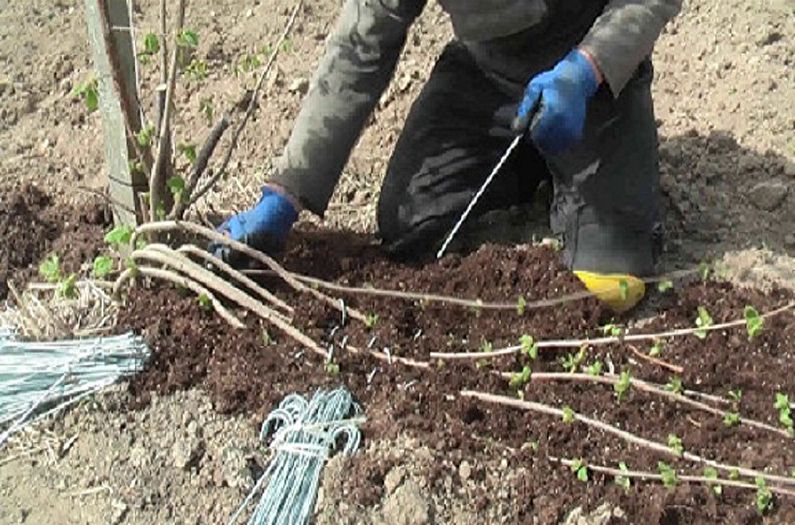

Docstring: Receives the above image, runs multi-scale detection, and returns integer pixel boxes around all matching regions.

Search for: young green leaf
[72,78,99,112]
[58,273,78,299]
[509,365,532,389]
[325,361,340,376]
[585,360,603,376]
[570,459,588,482]
[167,176,187,202]
[615,462,631,491]
[665,376,683,395]
[519,335,538,359]
[723,411,740,428]
[694,306,713,339]
[602,323,624,338]
[562,405,575,424]
[657,279,674,293]
[614,370,632,402]
[667,434,684,456]
[178,143,198,164]
[649,340,663,357]
[480,339,493,353]
[197,292,212,311]
[136,123,156,148]
[364,313,379,329]
[744,305,764,340]
[561,346,586,373]
[142,33,160,55]
[728,469,740,480]
[698,261,711,281]
[92,255,114,278]
[728,389,743,403]
[516,295,526,315]
[703,467,722,496]
[177,29,199,48]
[39,254,61,283]
[185,58,208,81]
[105,224,135,247]
[756,477,773,514]
[658,462,678,488]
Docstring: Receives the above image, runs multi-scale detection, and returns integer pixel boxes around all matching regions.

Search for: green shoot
[138,33,160,64]
[658,462,678,488]
[261,329,272,346]
[364,313,379,329]
[185,59,208,81]
[178,143,197,164]
[519,335,538,359]
[480,339,493,354]
[703,467,722,496]
[585,360,603,376]
[649,340,663,357]
[197,293,212,311]
[516,295,527,315]
[509,365,532,389]
[615,462,631,491]
[756,477,773,514]
[325,361,340,377]
[698,261,711,281]
[136,123,156,148]
[694,306,713,339]
[561,346,586,373]
[167,176,187,203]
[177,29,199,48]
[723,411,740,428]
[744,305,764,340]
[570,459,588,482]
[71,77,99,112]
[665,376,683,395]
[562,405,575,424]
[92,255,114,278]
[614,370,632,402]
[280,38,294,53]
[775,393,794,435]
[57,273,78,299]
[667,434,684,456]
[729,469,740,480]
[657,279,674,293]
[728,389,743,403]
[105,224,135,247]
[39,254,61,283]
[601,323,624,338]
[199,97,214,125]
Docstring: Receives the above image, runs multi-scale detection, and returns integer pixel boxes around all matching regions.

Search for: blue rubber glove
[212,186,298,265]
[512,49,600,155]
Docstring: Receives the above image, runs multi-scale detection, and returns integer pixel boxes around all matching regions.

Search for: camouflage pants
[376,41,662,276]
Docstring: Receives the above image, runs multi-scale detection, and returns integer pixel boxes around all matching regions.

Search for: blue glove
[512,49,600,155]
[212,186,298,264]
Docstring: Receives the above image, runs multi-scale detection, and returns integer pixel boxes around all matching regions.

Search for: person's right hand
[211,186,298,266]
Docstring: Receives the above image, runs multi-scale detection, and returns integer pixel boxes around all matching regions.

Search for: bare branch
[189,1,303,206]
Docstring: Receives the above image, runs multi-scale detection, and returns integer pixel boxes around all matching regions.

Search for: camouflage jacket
[269,0,682,216]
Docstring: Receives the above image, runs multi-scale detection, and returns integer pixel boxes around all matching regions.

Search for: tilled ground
[116,226,795,524]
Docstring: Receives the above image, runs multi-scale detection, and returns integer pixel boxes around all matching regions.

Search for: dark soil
[117,226,795,525]
[0,184,109,300]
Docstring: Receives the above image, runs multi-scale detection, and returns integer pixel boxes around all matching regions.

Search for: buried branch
[550,457,795,499]
[461,390,795,488]
[430,302,795,361]
[498,371,789,439]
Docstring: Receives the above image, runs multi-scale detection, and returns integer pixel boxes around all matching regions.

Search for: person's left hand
[512,49,601,155]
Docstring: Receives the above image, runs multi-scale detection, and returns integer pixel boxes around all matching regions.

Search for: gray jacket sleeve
[270,0,426,216]
[579,0,682,96]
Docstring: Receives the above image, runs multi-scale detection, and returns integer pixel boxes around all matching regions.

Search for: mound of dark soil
[118,227,795,524]
[0,184,109,300]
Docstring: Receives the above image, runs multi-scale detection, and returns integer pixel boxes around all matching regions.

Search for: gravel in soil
[117,226,795,524]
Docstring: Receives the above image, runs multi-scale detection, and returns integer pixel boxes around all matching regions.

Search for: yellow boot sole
[574,271,645,313]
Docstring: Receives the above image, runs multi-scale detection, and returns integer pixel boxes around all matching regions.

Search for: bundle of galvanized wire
[228,388,364,525]
[0,327,149,447]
